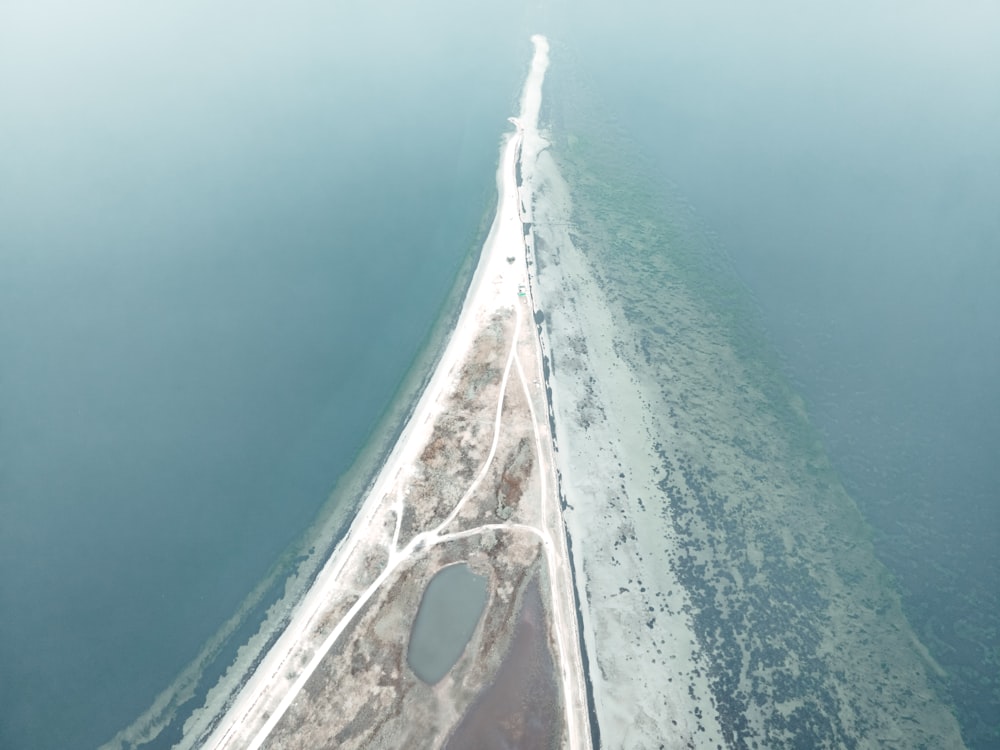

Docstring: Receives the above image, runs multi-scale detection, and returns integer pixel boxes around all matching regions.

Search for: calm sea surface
[0,2,531,747]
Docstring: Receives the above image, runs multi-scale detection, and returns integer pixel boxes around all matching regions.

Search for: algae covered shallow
[543,6,1000,745]
[525,38,973,745]
[0,3,534,748]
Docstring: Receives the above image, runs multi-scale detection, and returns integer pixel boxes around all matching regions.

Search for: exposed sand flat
[183,35,591,750]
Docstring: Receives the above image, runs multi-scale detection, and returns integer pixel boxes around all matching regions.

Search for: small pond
[407,562,490,684]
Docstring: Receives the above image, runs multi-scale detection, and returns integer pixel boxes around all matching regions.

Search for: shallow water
[537,3,999,744]
[531,114,967,747]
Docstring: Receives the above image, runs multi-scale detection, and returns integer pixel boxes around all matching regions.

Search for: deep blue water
[0,2,531,747]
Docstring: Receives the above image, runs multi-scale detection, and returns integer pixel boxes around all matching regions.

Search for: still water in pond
[407,563,489,684]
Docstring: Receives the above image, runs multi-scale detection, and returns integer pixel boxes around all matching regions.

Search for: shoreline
[98,107,505,750]
[103,185,498,750]
[201,130,523,750]
[193,34,591,750]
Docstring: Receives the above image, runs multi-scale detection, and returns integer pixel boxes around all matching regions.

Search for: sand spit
[184,36,591,750]
[525,121,966,747]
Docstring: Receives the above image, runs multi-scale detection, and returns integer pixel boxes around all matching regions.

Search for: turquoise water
[546,2,999,745]
[0,2,531,747]
[407,563,490,684]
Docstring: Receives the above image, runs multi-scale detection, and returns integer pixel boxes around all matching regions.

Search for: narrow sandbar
[190,35,591,750]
